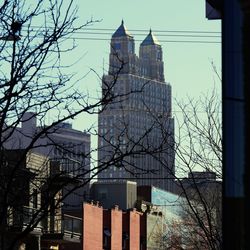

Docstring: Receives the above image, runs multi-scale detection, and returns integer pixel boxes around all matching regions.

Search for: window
[32,189,38,209]
[128,41,134,53]
[114,43,121,51]
[103,228,111,249]
[7,206,13,226]
[122,233,129,249]
[157,50,161,60]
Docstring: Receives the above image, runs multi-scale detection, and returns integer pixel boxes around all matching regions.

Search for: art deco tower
[98,21,175,191]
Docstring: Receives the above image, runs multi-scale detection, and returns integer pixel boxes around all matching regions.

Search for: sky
[62,0,221,150]
[0,0,221,170]
[0,0,221,176]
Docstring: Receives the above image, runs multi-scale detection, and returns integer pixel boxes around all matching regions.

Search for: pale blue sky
[68,0,221,135]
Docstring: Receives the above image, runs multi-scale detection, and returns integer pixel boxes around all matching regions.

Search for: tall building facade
[98,21,175,191]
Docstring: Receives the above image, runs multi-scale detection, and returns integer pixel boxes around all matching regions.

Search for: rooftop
[141,29,160,46]
[112,20,132,38]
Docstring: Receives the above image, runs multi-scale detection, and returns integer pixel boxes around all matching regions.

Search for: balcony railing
[50,158,84,183]
[7,206,43,232]
[44,213,82,238]
[63,214,82,236]
[23,206,41,226]
[8,206,82,238]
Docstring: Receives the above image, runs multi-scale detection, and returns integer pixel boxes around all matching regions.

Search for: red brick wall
[82,204,142,250]
[111,207,122,250]
[83,203,103,250]
[129,210,140,250]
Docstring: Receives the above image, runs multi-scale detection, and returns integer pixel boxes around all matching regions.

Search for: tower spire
[141,29,160,46]
[112,19,132,38]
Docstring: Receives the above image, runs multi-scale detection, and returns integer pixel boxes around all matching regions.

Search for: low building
[90,180,137,210]
[82,203,103,250]
[82,202,142,250]
[0,150,49,250]
[41,213,82,250]
[180,170,222,245]
[0,149,82,250]
[136,200,164,250]
[103,207,123,250]
[137,185,184,222]
[4,112,91,213]
[89,182,200,249]
[137,186,188,249]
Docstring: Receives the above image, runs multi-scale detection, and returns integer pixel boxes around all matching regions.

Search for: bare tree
[0,1,221,249]
[156,88,222,250]
[0,1,176,249]
[0,0,125,249]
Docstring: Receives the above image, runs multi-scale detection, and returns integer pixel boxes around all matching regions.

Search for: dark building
[90,181,137,210]
[0,149,82,250]
[98,21,175,191]
[4,112,91,213]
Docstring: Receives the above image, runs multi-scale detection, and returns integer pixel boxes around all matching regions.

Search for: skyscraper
[98,21,175,191]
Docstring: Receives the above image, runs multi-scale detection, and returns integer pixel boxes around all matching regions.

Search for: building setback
[98,21,175,191]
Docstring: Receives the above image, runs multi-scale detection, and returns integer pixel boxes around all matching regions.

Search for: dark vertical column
[240,1,250,248]
[222,0,245,249]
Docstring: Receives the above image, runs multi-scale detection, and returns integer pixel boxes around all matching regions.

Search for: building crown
[112,20,132,38]
[141,29,160,46]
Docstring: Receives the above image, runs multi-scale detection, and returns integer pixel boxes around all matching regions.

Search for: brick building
[83,203,103,250]
[82,203,142,250]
